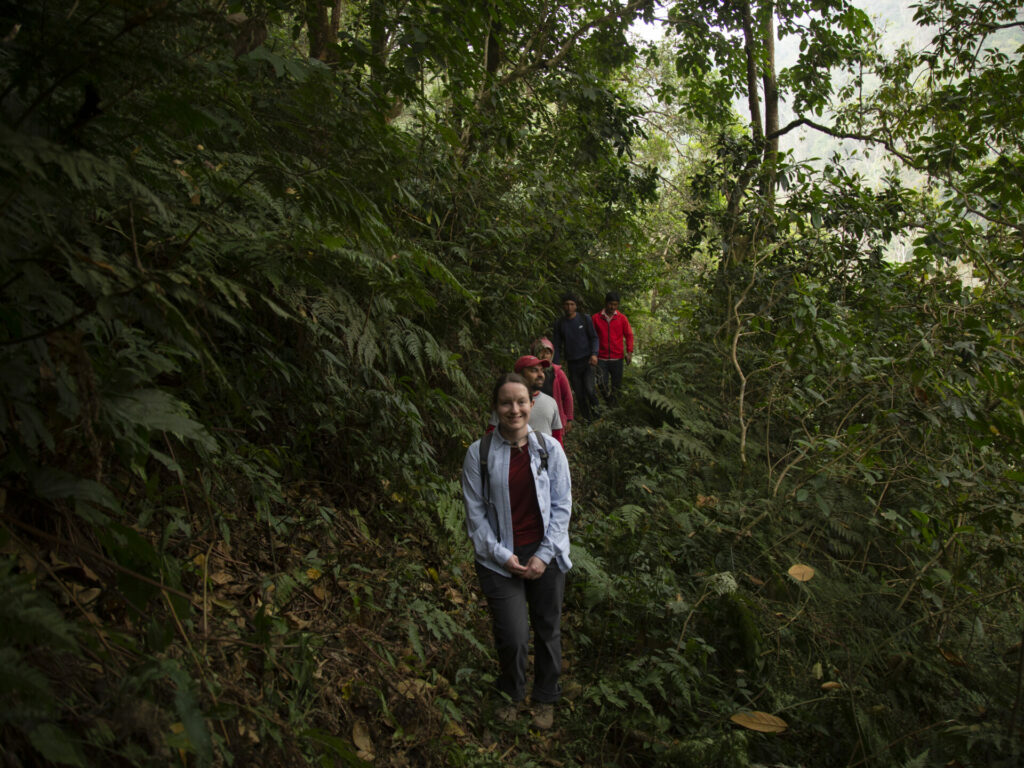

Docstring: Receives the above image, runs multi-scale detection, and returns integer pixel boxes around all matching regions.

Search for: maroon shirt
[508,444,544,546]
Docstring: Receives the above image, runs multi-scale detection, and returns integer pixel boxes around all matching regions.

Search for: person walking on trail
[592,291,634,406]
[488,355,564,445]
[530,337,574,435]
[462,373,572,730]
[551,292,599,421]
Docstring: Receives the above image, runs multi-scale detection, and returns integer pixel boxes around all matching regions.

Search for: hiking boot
[532,703,554,730]
[495,701,522,724]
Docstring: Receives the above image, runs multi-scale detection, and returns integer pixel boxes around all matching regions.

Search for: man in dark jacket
[551,292,599,421]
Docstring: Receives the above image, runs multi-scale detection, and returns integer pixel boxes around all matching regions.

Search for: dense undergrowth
[3,0,1024,766]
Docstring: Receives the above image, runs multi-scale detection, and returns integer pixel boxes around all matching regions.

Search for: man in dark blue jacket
[552,292,599,421]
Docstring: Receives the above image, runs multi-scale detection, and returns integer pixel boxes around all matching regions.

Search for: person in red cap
[530,337,574,434]
[489,355,564,444]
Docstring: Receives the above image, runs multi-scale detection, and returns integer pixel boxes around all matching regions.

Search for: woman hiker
[530,336,575,435]
[461,372,572,729]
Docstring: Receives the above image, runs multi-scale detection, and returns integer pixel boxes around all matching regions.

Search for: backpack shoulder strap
[479,431,493,501]
[530,430,549,472]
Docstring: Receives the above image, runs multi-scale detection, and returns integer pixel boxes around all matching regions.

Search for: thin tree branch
[765,116,915,164]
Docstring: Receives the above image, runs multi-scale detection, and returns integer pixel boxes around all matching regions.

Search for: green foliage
[548,3,1024,765]
[0,0,655,764]
[1,0,1022,765]
[0,558,85,766]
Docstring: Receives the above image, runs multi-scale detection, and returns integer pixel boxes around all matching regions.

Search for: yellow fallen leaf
[729,710,788,733]
[444,720,466,738]
[787,564,815,582]
[306,568,322,582]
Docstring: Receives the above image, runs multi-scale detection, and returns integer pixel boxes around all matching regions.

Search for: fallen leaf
[729,710,788,733]
[306,568,322,582]
[444,720,466,738]
[79,560,100,582]
[787,564,815,582]
[396,679,433,699]
[210,571,233,585]
[353,720,374,761]
[746,573,765,586]
[939,648,966,666]
[74,586,102,605]
[821,681,842,691]
[49,551,71,567]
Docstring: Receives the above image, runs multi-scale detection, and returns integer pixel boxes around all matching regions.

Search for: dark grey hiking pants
[476,543,565,704]
[566,357,598,420]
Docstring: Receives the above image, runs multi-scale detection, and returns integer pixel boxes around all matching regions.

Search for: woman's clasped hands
[505,554,548,579]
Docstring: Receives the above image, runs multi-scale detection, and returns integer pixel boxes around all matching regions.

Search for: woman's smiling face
[495,382,532,437]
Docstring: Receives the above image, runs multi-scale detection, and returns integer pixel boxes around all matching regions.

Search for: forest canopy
[1,0,1023,766]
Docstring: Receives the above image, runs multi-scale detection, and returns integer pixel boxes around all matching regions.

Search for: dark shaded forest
[1,1,1022,766]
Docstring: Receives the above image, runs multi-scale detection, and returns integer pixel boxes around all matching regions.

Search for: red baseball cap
[514,355,551,373]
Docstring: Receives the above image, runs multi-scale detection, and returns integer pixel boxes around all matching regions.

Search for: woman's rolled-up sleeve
[532,438,572,570]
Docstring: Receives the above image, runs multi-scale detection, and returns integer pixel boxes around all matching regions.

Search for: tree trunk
[306,0,343,64]
[761,2,779,201]
[739,0,763,148]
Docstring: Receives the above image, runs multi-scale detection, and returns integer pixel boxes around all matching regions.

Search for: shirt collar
[495,426,535,446]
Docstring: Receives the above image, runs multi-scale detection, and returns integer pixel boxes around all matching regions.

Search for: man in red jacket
[592,291,633,406]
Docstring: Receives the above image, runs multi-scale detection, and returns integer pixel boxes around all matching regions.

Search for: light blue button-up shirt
[461,428,573,577]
